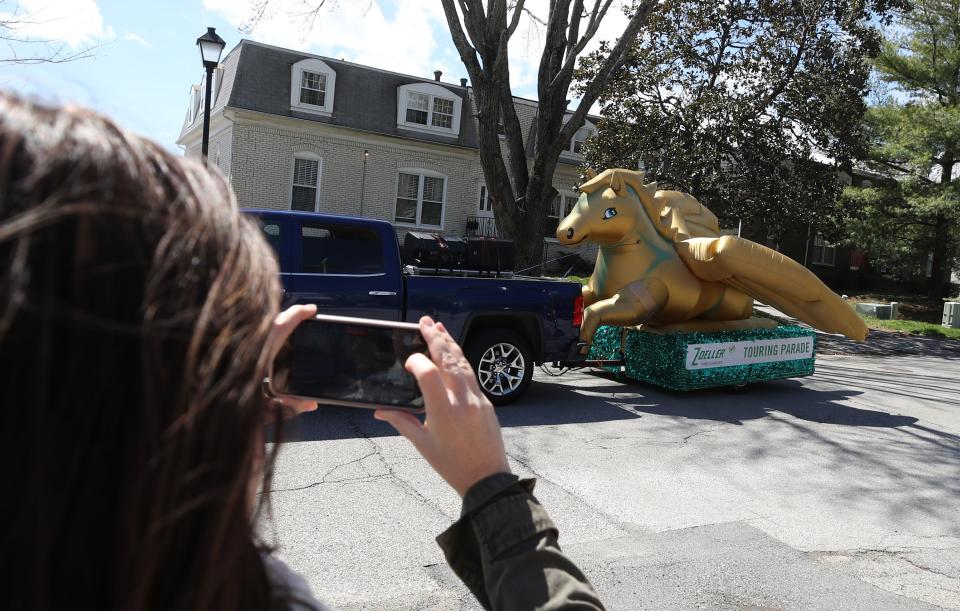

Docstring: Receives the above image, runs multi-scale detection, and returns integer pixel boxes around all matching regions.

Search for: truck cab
[248,209,585,404]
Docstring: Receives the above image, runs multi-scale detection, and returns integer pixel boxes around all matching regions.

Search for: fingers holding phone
[267,314,428,411]
[268,304,319,417]
[376,317,510,498]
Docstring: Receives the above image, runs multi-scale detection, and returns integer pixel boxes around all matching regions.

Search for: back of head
[0,93,282,610]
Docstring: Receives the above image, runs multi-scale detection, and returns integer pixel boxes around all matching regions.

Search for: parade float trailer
[555,168,865,391]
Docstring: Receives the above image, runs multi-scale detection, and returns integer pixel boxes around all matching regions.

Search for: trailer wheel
[466,330,533,405]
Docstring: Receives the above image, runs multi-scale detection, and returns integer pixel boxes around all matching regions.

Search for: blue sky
[1,0,627,152]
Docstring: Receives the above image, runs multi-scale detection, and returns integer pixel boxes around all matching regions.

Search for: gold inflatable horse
[556,168,868,346]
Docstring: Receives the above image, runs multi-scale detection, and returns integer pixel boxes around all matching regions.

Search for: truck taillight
[572,294,583,327]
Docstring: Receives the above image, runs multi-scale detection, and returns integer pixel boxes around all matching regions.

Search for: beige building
[177,39,597,265]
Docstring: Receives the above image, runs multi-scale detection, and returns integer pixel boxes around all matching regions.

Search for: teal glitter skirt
[587,325,817,391]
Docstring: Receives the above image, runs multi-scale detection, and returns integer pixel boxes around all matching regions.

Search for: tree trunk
[435,0,657,274]
[928,212,951,299]
[930,156,954,299]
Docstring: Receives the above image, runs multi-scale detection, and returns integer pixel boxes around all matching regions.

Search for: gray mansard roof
[180,39,601,160]
[214,40,479,148]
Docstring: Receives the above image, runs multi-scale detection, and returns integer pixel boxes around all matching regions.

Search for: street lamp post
[196,27,226,160]
[359,150,369,215]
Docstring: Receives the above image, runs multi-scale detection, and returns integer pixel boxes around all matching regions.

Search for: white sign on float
[685,337,814,370]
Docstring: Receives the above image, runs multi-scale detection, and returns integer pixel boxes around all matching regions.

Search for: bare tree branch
[0,1,100,65]
[558,0,657,149]
[506,0,527,36]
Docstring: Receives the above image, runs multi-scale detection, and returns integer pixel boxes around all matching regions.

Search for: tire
[465,329,534,405]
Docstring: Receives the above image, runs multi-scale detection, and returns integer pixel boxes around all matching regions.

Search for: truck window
[300,223,384,275]
[261,222,281,256]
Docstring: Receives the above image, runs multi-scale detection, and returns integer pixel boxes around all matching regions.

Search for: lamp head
[196,27,226,68]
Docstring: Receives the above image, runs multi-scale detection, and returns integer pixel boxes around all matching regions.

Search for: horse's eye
[603,207,618,220]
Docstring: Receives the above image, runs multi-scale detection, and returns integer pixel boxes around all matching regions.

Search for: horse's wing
[676,236,868,341]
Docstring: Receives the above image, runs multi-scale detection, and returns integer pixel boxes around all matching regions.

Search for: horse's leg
[582,282,598,308]
[695,282,753,320]
[580,278,668,346]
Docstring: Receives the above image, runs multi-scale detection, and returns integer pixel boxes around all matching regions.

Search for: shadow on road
[817,328,960,358]
[607,376,920,428]
[283,374,643,442]
[281,365,946,442]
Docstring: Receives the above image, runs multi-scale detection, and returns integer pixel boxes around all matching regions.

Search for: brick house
[771,168,888,292]
[176,40,596,268]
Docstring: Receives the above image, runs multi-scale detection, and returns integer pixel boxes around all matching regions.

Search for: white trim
[177,108,230,147]
[394,167,447,229]
[290,58,336,116]
[477,182,493,218]
[811,233,836,267]
[211,67,220,106]
[188,82,204,125]
[396,82,462,136]
[559,117,597,158]
[289,152,323,213]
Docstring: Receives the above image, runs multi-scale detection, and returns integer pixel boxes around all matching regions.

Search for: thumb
[374,409,430,451]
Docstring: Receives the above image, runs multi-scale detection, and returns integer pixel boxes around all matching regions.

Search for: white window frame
[477,183,493,216]
[290,58,336,116]
[811,233,836,267]
[548,192,578,220]
[211,66,223,107]
[396,83,462,136]
[187,85,199,125]
[547,191,579,238]
[394,168,447,229]
[289,153,323,213]
[561,117,597,158]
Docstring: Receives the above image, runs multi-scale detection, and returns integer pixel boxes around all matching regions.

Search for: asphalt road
[262,353,960,610]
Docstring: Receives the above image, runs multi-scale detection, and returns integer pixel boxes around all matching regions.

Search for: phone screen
[277,318,427,408]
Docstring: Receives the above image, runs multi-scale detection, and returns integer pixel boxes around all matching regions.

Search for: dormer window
[405,92,430,124]
[397,83,462,135]
[187,85,200,124]
[572,127,590,154]
[404,91,455,128]
[300,71,326,106]
[563,118,597,156]
[431,97,454,128]
[290,58,336,116]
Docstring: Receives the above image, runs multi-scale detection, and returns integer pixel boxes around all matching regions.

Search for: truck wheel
[466,330,533,405]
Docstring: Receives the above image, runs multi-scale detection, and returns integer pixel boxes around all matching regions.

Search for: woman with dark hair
[1,93,603,610]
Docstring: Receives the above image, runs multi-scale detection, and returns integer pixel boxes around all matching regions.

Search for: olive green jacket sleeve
[436,473,605,611]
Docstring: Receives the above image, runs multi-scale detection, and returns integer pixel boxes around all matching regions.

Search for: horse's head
[556,168,656,246]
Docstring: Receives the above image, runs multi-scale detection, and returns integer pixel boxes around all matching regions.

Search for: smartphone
[267,314,428,411]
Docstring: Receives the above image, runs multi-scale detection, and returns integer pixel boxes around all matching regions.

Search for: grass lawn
[844,292,948,323]
[861,316,960,339]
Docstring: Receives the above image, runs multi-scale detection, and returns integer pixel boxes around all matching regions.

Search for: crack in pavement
[269,450,380,493]
[537,422,722,449]
[343,410,456,521]
[267,414,454,521]
[681,427,720,443]
[813,548,960,581]
[506,440,628,532]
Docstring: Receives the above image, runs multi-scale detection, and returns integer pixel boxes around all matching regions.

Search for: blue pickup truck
[246,209,585,404]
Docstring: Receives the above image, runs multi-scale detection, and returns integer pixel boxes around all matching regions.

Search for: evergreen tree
[846,0,960,297]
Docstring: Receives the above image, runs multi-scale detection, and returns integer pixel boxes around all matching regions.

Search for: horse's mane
[579,168,720,242]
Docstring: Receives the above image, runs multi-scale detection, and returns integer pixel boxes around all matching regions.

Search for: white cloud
[204,0,631,103]
[123,31,151,48]
[205,0,451,80]
[0,0,112,48]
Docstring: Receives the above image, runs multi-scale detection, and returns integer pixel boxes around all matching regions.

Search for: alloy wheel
[477,342,526,396]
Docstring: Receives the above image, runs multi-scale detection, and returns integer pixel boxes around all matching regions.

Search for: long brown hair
[0,93,286,610]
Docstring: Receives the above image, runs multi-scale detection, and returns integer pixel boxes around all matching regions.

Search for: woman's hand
[266,303,319,418]
[375,316,510,497]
